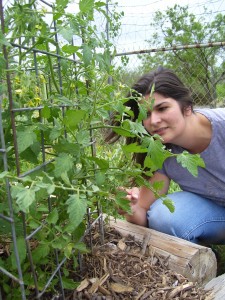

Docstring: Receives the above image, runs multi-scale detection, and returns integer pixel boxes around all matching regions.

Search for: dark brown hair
[125,66,193,119]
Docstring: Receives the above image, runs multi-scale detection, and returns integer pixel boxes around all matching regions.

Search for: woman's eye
[158,107,167,112]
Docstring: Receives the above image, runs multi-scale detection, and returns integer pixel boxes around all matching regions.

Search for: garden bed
[69,225,213,300]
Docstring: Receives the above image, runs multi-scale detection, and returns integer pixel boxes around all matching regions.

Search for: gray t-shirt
[158,108,225,207]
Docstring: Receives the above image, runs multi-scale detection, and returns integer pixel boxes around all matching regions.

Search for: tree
[138,5,225,106]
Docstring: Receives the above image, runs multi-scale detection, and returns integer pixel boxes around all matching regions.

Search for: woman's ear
[184,106,192,116]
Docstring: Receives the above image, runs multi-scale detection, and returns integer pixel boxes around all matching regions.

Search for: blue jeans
[147,191,225,245]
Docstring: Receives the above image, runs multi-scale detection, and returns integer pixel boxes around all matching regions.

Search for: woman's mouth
[152,127,168,135]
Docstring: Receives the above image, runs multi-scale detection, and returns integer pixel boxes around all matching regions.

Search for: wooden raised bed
[108,217,217,286]
[204,274,225,300]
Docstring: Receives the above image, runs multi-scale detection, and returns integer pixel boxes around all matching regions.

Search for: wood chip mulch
[69,226,214,300]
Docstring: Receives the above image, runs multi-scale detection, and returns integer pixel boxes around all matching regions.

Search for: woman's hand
[117,187,140,216]
[117,186,148,227]
[116,172,170,227]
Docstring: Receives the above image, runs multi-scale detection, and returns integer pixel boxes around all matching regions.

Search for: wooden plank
[108,217,217,285]
[204,274,225,300]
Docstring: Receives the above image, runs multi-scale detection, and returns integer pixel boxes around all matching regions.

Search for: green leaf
[0,31,11,47]
[95,1,106,8]
[47,208,59,224]
[11,237,26,270]
[49,121,62,141]
[0,171,9,179]
[28,219,40,229]
[61,171,71,186]
[41,172,55,186]
[58,27,74,42]
[62,277,79,290]
[76,130,90,146]
[36,181,55,195]
[143,136,172,169]
[143,156,154,170]
[66,194,87,229]
[56,0,69,9]
[62,45,80,54]
[115,191,132,214]
[11,186,37,213]
[176,151,205,177]
[162,198,175,213]
[95,171,105,186]
[87,156,109,169]
[63,109,86,130]
[91,184,99,192]
[52,236,68,249]
[17,128,37,153]
[113,127,135,137]
[54,153,74,177]
[73,242,89,253]
[82,44,92,67]
[122,143,147,153]
[36,204,49,212]
[35,188,49,202]
[79,0,94,13]
[64,243,74,258]
[63,219,86,235]
[42,106,51,119]
[55,96,74,106]
[0,56,6,75]
[20,142,41,164]
[32,243,50,263]
[53,138,80,156]
[152,180,165,192]
[137,103,147,122]
[128,120,148,136]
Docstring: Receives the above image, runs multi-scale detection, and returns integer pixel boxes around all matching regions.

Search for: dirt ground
[68,226,213,300]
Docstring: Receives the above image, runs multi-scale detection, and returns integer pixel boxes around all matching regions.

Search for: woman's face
[142,92,191,144]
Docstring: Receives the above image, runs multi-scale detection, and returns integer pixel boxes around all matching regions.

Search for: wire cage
[0,0,107,298]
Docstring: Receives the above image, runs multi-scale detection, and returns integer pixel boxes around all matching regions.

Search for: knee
[147,191,204,238]
[147,191,225,245]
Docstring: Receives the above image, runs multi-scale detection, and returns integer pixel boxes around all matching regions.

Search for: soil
[67,226,213,300]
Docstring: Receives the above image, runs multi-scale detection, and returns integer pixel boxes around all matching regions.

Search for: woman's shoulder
[194,107,225,122]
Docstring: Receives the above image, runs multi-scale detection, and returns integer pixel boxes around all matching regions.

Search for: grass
[212,245,225,276]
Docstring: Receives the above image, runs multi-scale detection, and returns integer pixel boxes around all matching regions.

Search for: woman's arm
[124,172,170,226]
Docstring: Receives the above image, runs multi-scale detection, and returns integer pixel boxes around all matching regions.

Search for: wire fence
[113,41,225,108]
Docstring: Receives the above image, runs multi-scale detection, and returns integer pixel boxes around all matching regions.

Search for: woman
[108,67,225,245]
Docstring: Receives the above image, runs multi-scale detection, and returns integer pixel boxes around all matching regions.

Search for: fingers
[126,187,139,204]
[116,187,140,216]
[117,208,127,216]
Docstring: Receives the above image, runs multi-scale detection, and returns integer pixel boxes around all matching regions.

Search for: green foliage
[66,194,87,230]
[162,198,175,213]
[212,245,225,275]
[176,151,205,177]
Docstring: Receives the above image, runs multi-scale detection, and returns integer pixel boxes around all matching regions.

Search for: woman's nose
[150,112,161,125]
